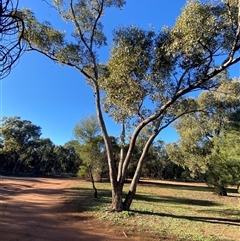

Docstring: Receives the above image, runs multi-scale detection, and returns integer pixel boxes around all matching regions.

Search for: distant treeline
[0,116,186,180]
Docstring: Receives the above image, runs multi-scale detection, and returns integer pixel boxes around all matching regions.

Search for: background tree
[63,140,82,174]
[206,111,240,194]
[19,0,240,211]
[0,116,41,174]
[0,116,81,175]
[166,79,240,194]
[77,136,105,181]
[142,140,185,180]
[0,0,25,79]
[28,141,81,175]
[30,137,55,174]
[74,114,104,197]
[74,115,101,145]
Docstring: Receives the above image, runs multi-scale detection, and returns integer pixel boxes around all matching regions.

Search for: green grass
[65,180,240,241]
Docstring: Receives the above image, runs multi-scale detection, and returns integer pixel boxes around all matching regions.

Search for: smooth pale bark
[123,132,158,210]
[117,120,126,182]
[93,84,123,209]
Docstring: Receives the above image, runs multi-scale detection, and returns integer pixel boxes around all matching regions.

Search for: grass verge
[65,180,240,241]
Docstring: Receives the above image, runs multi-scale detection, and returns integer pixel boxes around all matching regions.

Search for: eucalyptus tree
[19,0,240,210]
[102,1,240,208]
[166,79,240,194]
[0,116,42,174]
[0,0,25,78]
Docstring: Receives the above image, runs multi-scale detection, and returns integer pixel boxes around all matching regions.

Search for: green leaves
[74,114,100,144]
[73,115,106,181]
[101,26,155,121]
[20,8,89,66]
[20,0,240,127]
[19,1,126,72]
[1,116,42,147]
[167,78,240,180]
[18,9,65,53]
[171,0,238,60]
[207,120,240,191]
[54,0,124,49]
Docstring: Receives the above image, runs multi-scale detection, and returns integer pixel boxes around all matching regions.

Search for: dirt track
[0,177,137,241]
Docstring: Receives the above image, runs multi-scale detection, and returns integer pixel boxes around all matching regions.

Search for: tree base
[214,185,227,196]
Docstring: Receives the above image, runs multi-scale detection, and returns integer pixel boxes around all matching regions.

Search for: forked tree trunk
[123,133,158,210]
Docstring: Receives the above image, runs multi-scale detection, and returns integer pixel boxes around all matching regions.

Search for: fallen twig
[123,231,128,238]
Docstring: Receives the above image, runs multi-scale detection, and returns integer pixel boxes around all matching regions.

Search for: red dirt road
[0,177,138,241]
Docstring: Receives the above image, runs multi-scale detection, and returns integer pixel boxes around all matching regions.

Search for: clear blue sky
[1,0,239,145]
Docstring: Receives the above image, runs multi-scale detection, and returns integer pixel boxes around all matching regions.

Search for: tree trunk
[94,84,122,210]
[123,190,135,211]
[123,132,158,210]
[157,166,163,179]
[12,153,20,174]
[123,158,142,210]
[117,120,126,181]
[111,183,123,211]
[214,185,227,196]
[12,161,19,174]
[89,166,98,198]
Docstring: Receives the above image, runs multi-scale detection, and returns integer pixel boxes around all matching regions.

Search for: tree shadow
[0,175,49,183]
[134,193,221,206]
[137,180,238,194]
[64,187,112,212]
[67,182,225,213]
[130,209,240,227]
[199,208,240,217]
[0,181,72,198]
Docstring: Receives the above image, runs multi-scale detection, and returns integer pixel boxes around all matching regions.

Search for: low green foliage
[68,181,240,241]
